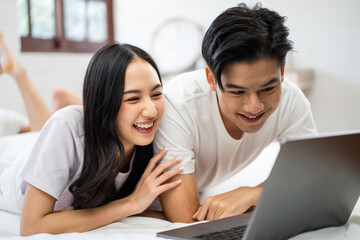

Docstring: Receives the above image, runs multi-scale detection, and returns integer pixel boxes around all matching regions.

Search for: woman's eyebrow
[123,84,162,95]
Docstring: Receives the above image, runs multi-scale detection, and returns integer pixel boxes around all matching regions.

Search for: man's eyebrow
[224,83,246,90]
[261,78,280,87]
[224,77,280,89]
[123,84,162,95]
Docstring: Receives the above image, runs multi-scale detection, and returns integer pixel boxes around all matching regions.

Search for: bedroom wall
[1,0,360,132]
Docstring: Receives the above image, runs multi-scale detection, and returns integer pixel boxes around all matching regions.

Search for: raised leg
[0,33,51,131]
[52,86,83,112]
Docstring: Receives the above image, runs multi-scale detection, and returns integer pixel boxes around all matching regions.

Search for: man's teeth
[134,122,154,129]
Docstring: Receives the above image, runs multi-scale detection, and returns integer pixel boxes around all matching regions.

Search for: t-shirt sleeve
[19,115,78,200]
[153,96,196,174]
[277,82,318,141]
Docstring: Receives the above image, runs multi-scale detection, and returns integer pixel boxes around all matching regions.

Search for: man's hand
[192,186,263,221]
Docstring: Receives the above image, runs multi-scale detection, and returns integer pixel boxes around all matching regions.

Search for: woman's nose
[142,98,157,118]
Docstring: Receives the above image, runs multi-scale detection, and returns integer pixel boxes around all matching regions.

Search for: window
[17,0,114,53]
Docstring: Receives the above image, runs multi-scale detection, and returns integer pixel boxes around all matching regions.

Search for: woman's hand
[128,148,183,214]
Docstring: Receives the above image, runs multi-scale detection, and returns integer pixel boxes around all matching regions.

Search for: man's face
[206,58,284,139]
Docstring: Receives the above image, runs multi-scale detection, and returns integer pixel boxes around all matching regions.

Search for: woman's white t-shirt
[0,105,134,214]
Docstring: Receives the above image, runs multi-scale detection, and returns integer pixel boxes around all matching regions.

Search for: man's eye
[262,87,275,92]
[230,91,245,95]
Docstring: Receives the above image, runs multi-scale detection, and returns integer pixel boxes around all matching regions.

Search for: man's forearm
[160,173,199,223]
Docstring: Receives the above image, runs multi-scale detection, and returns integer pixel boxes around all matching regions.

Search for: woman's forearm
[21,197,136,236]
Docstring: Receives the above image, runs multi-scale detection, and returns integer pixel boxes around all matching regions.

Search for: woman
[0,39,183,235]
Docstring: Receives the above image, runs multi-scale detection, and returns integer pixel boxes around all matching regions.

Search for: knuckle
[205,197,213,204]
[158,162,167,168]
[161,171,171,179]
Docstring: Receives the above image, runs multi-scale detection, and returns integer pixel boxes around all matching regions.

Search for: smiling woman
[115,58,164,156]
[0,42,183,236]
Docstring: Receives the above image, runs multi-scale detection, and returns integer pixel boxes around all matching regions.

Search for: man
[154,3,317,223]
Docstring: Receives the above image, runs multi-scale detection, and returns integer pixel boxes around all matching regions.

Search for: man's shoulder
[275,80,309,113]
[164,69,210,104]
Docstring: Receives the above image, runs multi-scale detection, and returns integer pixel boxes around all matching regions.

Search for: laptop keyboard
[194,225,247,239]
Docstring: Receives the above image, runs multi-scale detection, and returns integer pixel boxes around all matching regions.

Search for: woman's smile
[133,121,155,134]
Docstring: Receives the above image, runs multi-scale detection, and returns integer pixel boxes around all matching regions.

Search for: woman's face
[115,58,164,154]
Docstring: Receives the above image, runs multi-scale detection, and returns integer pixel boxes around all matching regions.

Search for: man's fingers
[206,206,216,221]
[195,204,209,221]
[192,209,199,219]
[213,206,226,220]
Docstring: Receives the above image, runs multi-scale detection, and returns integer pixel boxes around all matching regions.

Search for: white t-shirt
[154,69,317,193]
[0,105,134,213]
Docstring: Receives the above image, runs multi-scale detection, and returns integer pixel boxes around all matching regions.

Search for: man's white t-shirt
[154,69,317,193]
[0,105,134,214]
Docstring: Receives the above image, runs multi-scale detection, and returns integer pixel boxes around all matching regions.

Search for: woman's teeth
[133,122,154,129]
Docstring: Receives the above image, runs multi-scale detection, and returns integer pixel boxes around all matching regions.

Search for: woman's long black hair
[69,42,162,209]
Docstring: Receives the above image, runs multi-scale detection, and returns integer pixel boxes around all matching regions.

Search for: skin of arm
[160,173,200,223]
[21,184,137,235]
[193,181,265,221]
[20,149,183,236]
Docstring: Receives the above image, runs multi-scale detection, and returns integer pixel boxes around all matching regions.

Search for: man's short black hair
[202,3,293,90]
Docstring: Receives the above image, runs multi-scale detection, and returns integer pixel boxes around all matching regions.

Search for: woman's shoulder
[52,105,83,120]
[47,105,84,136]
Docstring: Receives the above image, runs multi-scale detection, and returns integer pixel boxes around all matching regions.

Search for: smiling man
[154,3,317,223]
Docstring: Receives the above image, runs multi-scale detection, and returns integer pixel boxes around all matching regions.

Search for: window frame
[20,0,114,53]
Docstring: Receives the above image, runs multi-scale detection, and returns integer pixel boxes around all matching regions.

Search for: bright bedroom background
[1,0,360,133]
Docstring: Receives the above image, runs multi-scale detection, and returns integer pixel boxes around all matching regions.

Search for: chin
[136,137,155,146]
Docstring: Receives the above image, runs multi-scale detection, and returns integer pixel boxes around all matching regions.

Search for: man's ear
[205,66,216,91]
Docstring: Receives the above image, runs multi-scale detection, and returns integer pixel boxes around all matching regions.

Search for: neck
[120,145,135,173]
[124,145,135,160]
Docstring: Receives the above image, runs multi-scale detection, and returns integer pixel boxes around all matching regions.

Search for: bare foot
[52,86,83,112]
[0,33,25,79]
[18,124,31,133]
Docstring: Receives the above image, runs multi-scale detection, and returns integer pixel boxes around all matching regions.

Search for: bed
[0,114,359,239]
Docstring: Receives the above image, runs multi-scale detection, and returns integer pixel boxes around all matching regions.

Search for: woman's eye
[126,97,140,102]
[152,92,163,98]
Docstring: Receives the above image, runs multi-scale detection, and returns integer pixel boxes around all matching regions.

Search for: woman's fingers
[151,157,181,178]
[143,147,168,176]
[155,165,184,185]
[156,179,182,195]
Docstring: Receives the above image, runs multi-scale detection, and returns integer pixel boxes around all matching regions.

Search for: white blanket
[0,108,28,137]
[0,134,359,239]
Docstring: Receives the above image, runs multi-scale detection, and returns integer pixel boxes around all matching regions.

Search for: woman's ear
[205,67,216,91]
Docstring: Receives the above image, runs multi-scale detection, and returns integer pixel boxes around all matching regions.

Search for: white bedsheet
[0,134,359,239]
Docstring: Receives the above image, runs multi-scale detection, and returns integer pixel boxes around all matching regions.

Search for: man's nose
[243,93,264,114]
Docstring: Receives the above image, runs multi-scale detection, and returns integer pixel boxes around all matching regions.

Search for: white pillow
[0,108,29,136]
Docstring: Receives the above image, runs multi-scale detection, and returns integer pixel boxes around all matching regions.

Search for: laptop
[157,131,360,240]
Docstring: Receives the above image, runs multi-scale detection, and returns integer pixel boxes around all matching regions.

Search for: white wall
[1,0,360,132]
